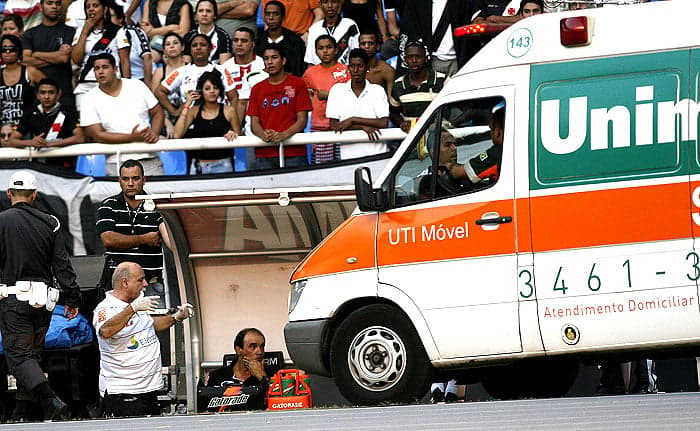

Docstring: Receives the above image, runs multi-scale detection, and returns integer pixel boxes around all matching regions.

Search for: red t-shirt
[302,62,350,131]
[247,74,312,158]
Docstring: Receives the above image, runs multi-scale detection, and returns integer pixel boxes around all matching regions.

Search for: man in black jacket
[256,1,305,77]
[0,171,81,421]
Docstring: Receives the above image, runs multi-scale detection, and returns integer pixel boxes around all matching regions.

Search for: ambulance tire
[330,304,432,406]
[482,358,579,400]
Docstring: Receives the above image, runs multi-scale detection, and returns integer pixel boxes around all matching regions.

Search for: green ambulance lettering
[529,50,695,189]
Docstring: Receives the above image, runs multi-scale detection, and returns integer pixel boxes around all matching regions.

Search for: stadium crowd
[0,0,658,175]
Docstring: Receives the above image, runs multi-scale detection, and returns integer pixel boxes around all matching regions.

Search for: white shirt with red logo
[93,292,163,395]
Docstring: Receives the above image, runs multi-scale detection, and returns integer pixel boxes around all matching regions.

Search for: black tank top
[185,103,232,161]
[0,66,33,125]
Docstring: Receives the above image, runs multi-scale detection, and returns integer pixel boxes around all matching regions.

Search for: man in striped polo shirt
[96,159,168,301]
[389,41,447,133]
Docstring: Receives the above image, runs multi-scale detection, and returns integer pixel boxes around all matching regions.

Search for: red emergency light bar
[454,23,511,38]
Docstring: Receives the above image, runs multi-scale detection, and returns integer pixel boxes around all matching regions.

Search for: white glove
[173,303,194,322]
[130,295,159,313]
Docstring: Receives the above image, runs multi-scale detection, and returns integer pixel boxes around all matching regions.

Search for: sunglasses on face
[0,133,11,138]
[1,46,18,53]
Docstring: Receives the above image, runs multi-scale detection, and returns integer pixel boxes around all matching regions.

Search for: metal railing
[0,128,408,169]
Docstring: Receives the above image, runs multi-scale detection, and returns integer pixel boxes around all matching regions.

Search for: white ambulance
[284,0,700,405]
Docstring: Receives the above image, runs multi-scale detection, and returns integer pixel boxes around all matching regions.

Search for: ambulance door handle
[476,212,512,231]
[476,216,512,225]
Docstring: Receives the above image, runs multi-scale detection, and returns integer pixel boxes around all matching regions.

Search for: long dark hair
[195,70,224,105]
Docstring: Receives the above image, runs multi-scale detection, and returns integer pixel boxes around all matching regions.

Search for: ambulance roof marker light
[560,16,590,47]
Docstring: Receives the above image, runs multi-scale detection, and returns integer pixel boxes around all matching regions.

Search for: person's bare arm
[217,0,257,19]
[277,110,308,140]
[149,104,165,136]
[382,64,394,97]
[250,115,265,140]
[389,105,406,131]
[156,84,180,117]
[386,8,399,39]
[23,44,72,68]
[150,66,164,93]
[119,47,131,78]
[85,123,151,144]
[45,125,85,147]
[100,230,162,250]
[153,315,178,331]
[99,305,137,338]
[142,54,153,84]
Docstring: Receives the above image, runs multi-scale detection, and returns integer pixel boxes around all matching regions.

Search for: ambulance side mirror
[354,167,386,212]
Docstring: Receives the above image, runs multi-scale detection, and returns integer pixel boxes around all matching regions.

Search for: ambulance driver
[446,106,504,185]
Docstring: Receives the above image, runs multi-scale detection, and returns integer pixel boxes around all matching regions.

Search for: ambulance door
[376,89,522,359]
[529,51,698,353]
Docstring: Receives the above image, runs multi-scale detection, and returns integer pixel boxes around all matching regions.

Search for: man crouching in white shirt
[92,261,193,418]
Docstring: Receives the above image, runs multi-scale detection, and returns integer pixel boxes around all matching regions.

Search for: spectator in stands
[71,0,130,110]
[206,327,269,410]
[519,0,544,18]
[304,0,359,66]
[256,1,304,77]
[3,0,40,31]
[471,0,517,25]
[80,53,165,175]
[0,34,45,125]
[184,0,232,65]
[359,30,393,96]
[263,0,322,44]
[157,33,220,120]
[7,78,83,169]
[301,34,348,163]
[221,26,267,134]
[0,123,13,147]
[342,0,385,38]
[93,261,193,418]
[21,0,76,108]
[174,71,240,174]
[214,0,258,37]
[326,47,388,160]
[399,0,472,76]
[1,13,23,36]
[108,3,152,83]
[248,43,311,169]
[151,31,187,138]
[141,0,192,55]
[390,41,446,132]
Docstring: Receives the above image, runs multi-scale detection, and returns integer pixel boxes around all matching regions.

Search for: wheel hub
[347,326,407,392]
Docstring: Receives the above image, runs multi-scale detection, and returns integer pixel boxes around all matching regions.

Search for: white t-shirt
[326,80,389,160]
[220,55,267,135]
[93,292,163,395]
[220,55,267,100]
[71,26,130,87]
[161,63,221,104]
[80,78,158,162]
[304,18,360,66]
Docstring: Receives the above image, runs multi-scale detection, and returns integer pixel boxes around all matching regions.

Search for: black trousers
[102,391,161,418]
[0,296,51,401]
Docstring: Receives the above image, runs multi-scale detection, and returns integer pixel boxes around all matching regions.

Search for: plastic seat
[75,154,106,177]
[386,55,398,70]
[158,151,187,175]
[234,148,248,172]
[256,4,264,32]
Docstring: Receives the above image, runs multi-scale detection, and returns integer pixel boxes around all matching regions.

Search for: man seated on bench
[206,328,270,408]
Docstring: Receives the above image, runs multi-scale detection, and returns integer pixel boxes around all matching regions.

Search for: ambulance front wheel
[330,304,432,406]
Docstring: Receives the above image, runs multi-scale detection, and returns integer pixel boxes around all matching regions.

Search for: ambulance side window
[390,97,505,207]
